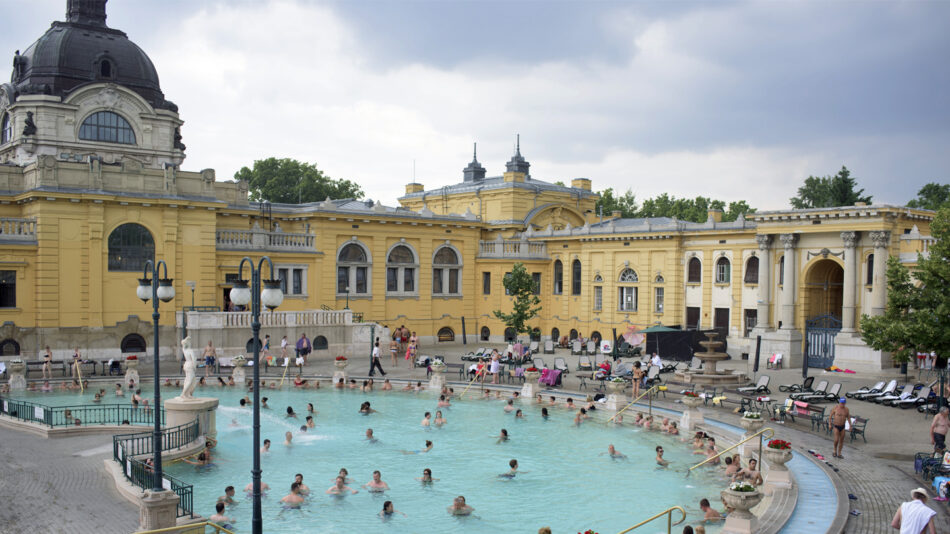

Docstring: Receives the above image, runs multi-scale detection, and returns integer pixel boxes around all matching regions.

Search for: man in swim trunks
[326,476,358,495]
[293,473,310,495]
[281,482,305,507]
[700,498,722,522]
[448,495,474,516]
[499,459,519,478]
[217,485,235,506]
[362,470,390,492]
[202,341,216,378]
[209,502,234,528]
[930,406,949,452]
[829,398,850,458]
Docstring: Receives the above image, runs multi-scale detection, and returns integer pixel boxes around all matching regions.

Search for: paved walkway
[6,342,949,533]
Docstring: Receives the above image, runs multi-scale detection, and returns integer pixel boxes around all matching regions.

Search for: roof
[249,198,480,223]
[399,175,599,202]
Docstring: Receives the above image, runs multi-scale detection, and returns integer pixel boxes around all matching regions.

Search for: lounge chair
[577,355,593,372]
[790,380,827,400]
[799,382,841,403]
[528,341,540,355]
[543,340,555,354]
[853,379,897,401]
[737,375,770,395]
[571,340,582,355]
[844,380,884,398]
[586,341,597,355]
[554,357,569,375]
[686,357,702,372]
[594,353,606,368]
[860,380,899,402]
[780,376,815,393]
[461,348,485,362]
[600,340,612,355]
[875,383,922,405]
[888,386,931,409]
[644,366,662,387]
[533,357,546,369]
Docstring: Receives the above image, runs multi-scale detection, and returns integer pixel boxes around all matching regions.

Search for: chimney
[571,178,591,191]
[707,209,723,223]
[405,183,423,195]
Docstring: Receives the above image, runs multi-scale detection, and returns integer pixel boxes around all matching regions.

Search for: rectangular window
[355,266,367,293]
[593,286,602,310]
[744,309,757,337]
[714,307,730,330]
[686,307,700,329]
[0,270,15,307]
[387,267,399,292]
[433,268,443,294]
[448,269,459,294]
[618,287,637,311]
[292,269,303,295]
[483,272,491,295]
[504,272,512,295]
[571,260,582,295]
[337,267,348,294]
[225,273,241,284]
[278,268,289,294]
[655,287,664,313]
[404,268,414,292]
[532,273,541,295]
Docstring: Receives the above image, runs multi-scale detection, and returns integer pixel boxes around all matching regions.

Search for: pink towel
[794,400,809,415]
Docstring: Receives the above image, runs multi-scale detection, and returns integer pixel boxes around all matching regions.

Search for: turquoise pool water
[10,386,728,533]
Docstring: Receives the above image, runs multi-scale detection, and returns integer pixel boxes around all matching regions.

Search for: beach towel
[794,400,809,415]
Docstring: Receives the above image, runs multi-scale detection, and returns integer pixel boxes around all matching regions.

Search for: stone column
[779,234,798,330]
[869,231,890,317]
[755,235,772,328]
[840,231,858,332]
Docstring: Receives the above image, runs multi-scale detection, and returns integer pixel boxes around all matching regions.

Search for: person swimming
[284,431,293,446]
[359,402,377,414]
[362,470,390,492]
[280,482,305,508]
[379,500,406,519]
[496,429,509,443]
[433,410,447,427]
[416,468,438,484]
[499,459,520,479]
[243,480,270,496]
[541,407,549,419]
[365,428,378,443]
[421,412,431,427]
[448,495,474,516]
[601,444,627,459]
[209,502,234,529]
[326,476,358,495]
[400,440,433,454]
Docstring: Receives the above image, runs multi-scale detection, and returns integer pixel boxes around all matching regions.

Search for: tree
[635,194,754,223]
[234,157,363,204]
[861,206,950,368]
[790,166,872,209]
[493,263,542,336]
[907,182,950,211]
[595,188,638,218]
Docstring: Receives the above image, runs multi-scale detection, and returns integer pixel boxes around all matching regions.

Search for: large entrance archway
[803,259,843,368]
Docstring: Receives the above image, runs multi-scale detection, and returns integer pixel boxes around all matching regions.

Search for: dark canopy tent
[641,325,726,361]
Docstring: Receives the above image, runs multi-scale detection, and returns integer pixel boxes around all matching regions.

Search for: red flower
[525,367,539,372]
[683,391,699,397]
[126,355,138,360]
[335,356,347,361]
[767,439,791,450]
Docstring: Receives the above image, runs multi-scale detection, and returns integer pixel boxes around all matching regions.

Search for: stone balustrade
[178,309,354,329]
[478,239,548,260]
[0,217,37,243]
[215,228,315,253]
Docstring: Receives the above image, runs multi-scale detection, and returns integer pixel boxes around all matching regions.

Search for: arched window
[433,246,461,295]
[99,59,113,78]
[386,244,417,294]
[246,338,263,352]
[530,328,541,342]
[437,327,455,342]
[687,257,702,283]
[0,338,20,356]
[619,268,638,282]
[1,113,11,144]
[551,327,560,342]
[504,327,517,342]
[120,333,146,354]
[594,273,604,283]
[866,254,874,285]
[553,260,563,294]
[480,326,491,341]
[569,329,578,340]
[79,111,135,145]
[313,336,328,350]
[715,257,731,284]
[590,331,602,344]
[337,242,370,295]
[108,223,154,272]
[744,256,759,284]
[654,274,664,283]
[571,259,582,295]
[618,268,638,312]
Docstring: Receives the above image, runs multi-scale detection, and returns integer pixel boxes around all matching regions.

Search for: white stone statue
[180,336,198,399]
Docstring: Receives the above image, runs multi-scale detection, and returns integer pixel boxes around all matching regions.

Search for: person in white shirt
[651,353,662,368]
[369,341,386,376]
[891,487,937,534]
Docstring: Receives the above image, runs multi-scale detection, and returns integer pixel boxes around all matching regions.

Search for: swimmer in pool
[600,444,627,459]
[656,445,669,467]
[286,406,297,418]
[381,379,392,391]
[365,428,378,443]
[293,473,310,495]
[400,440,433,454]
[433,410,446,427]
[541,407,549,419]
[362,470,390,492]
[217,485,236,506]
[182,452,211,468]
[448,495,474,516]
[504,399,515,413]
[496,429,509,443]
[359,402,377,414]
[280,482,305,508]
[260,439,271,453]
[416,468,438,484]
[379,500,406,519]
[209,502,234,529]
[421,412,431,427]
[326,476,358,495]
[243,481,270,494]
[335,468,354,484]
[306,416,315,429]
[284,431,293,446]
[515,409,525,419]
[499,459,520,478]
[437,395,451,408]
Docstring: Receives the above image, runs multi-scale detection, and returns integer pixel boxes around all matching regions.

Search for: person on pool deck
[891,487,937,534]
[448,495,474,516]
[699,498,721,522]
[362,470,390,492]
[401,440,434,454]
[421,412,431,427]
[600,444,626,459]
[930,406,948,453]
[829,398,850,458]
[379,500,406,519]
[416,468,438,484]
[326,476,358,495]
[365,428,378,443]
[244,481,270,494]
[281,482,305,507]
[434,411,447,427]
[217,486,236,506]
[202,341,217,378]
[284,431,293,446]
[656,446,669,466]
[209,502,234,529]
[292,474,310,495]
[499,459,519,478]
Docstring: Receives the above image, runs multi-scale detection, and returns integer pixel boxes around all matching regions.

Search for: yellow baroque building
[0,2,936,372]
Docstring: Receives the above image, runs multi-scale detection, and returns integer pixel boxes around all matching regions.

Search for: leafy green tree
[595,187,638,218]
[859,256,920,365]
[635,195,753,223]
[907,182,950,211]
[493,263,542,336]
[790,166,872,209]
[234,157,363,204]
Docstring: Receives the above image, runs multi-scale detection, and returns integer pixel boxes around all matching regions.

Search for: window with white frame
[386,244,417,295]
[619,268,638,282]
[619,286,637,311]
[337,242,370,295]
[553,260,563,294]
[593,286,602,310]
[276,265,307,296]
[715,257,731,284]
[655,287,664,313]
[0,270,15,307]
[432,246,461,295]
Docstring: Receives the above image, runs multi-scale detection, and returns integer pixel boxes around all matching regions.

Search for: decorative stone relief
[755,234,771,249]
[779,233,798,249]
[869,230,890,249]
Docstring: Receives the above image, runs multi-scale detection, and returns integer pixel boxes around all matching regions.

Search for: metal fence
[113,419,199,518]
[0,397,164,427]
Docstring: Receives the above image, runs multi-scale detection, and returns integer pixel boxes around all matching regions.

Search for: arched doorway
[803,259,844,368]
[551,327,560,342]
[121,333,146,354]
[313,336,328,350]
[480,326,491,341]
[530,328,541,342]
[504,328,517,342]
[0,339,20,356]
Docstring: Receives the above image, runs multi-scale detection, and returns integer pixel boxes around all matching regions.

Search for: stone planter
[680,396,704,431]
[334,360,348,370]
[738,417,764,457]
[125,359,140,388]
[125,359,139,370]
[720,489,763,534]
[521,371,541,398]
[428,363,446,390]
[682,396,702,409]
[332,360,348,384]
[764,447,794,489]
[7,361,26,390]
[524,371,540,382]
[9,362,25,373]
[606,381,626,395]
[232,357,247,385]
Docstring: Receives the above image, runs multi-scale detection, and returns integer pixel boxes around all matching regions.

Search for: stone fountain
[674,331,747,386]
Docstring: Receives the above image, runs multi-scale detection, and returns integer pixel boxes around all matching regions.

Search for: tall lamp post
[136,260,176,492]
[228,257,283,534]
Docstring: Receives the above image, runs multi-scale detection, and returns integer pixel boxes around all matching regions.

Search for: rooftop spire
[462,141,486,182]
[67,0,108,27]
[505,134,530,176]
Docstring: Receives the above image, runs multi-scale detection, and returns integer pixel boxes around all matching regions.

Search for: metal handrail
[688,427,775,472]
[617,506,686,534]
[607,384,660,423]
[134,521,235,534]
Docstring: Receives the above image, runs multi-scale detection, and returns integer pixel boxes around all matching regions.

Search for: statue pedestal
[333,362,347,386]
[138,489,179,531]
[521,381,538,399]
[8,363,26,390]
[125,360,140,388]
[605,394,627,411]
[165,397,218,438]
[232,367,246,386]
[680,398,704,431]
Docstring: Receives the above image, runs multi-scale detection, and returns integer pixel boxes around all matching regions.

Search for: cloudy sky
[4,0,948,209]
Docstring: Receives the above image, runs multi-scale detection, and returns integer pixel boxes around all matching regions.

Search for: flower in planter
[126,355,138,360]
[743,411,762,419]
[10,358,24,364]
[683,391,700,398]
[767,439,791,450]
[578,530,600,534]
[610,377,626,383]
[729,481,756,492]
[335,356,348,361]
[525,367,539,373]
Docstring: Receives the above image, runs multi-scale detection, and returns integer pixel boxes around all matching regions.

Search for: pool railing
[616,506,686,534]
[688,427,775,472]
[0,396,164,427]
[113,418,200,518]
[136,521,234,534]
